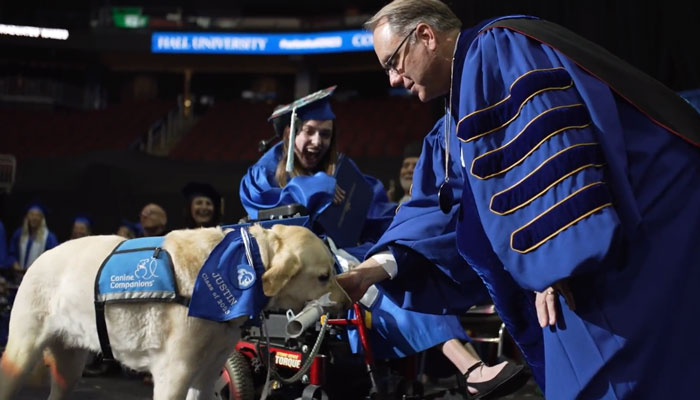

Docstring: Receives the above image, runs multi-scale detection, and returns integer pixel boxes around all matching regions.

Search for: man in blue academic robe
[340,1,700,399]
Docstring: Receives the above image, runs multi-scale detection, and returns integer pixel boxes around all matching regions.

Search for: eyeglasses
[383,26,417,76]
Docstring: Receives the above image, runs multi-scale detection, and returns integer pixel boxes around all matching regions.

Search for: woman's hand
[535,280,576,327]
[333,185,346,205]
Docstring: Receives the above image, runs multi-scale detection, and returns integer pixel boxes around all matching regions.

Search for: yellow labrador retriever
[0,224,349,400]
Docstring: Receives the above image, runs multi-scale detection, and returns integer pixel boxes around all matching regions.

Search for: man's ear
[415,22,437,51]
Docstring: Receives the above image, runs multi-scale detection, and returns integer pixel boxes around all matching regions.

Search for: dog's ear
[250,224,303,296]
[261,252,302,297]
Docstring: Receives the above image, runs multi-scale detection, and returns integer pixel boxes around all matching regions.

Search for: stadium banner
[151,30,374,54]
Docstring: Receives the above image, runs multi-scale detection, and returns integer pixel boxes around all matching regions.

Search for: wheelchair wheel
[214,351,255,400]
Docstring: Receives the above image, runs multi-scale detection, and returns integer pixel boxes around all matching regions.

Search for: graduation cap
[268,85,337,124]
[25,201,49,216]
[181,182,221,207]
[72,213,93,228]
[403,140,422,160]
[267,85,337,173]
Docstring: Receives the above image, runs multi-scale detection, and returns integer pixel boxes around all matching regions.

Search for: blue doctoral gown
[454,16,700,399]
[239,142,468,359]
[368,116,544,385]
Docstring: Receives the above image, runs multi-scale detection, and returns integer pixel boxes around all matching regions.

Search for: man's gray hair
[364,0,462,37]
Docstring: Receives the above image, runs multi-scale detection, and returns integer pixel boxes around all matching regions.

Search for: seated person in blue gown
[240,88,395,242]
[340,1,700,399]
[0,220,12,283]
[69,214,93,240]
[239,88,524,395]
[0,220,10,269]
[8,203,58,281]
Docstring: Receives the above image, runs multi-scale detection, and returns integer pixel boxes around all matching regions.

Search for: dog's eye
[318,273,330,283]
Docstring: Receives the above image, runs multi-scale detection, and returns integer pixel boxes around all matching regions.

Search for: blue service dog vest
[96,236,181,302]
[94,236,188,360]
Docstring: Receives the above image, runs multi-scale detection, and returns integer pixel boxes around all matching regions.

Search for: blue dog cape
[188,227,268,322]
[94,236,186,360]
[96,236,180,302]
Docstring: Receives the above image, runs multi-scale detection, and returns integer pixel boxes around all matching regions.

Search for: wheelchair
[212,204,514,400]
[213,300,465,400]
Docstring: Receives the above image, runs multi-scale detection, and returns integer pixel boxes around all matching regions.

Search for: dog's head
[249,224,351,313]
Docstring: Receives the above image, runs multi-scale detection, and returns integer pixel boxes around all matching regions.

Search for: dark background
[0,0,698,240]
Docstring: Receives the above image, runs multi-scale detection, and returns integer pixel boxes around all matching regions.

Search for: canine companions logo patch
[107,257,161,290]
[135,258,159,280]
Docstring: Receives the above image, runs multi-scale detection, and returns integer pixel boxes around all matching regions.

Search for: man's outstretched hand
[335,258,391,303]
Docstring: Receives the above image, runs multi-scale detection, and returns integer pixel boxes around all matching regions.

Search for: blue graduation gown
[240,143,395,227]
[454,17,700,399]
[240,143,337,221]
[239,143,468,359]
[0,221,10,269]
[8,228,58,269]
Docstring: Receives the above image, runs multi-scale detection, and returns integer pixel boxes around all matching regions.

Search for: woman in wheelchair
[239,87,528,399]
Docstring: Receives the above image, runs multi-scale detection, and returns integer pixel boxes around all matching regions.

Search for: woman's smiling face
[190,196,214,226]
[293,119,333,171]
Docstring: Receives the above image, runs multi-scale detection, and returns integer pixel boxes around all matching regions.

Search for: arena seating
[0,100,175,160]
[1,96,434,163]
[335,96,434,158]
[168,100,276,162]
[168,96,434,162]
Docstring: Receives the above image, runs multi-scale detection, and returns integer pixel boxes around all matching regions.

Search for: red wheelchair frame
[214,299,471,400]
